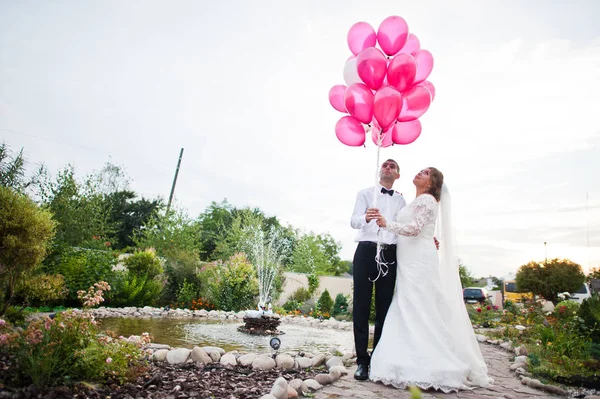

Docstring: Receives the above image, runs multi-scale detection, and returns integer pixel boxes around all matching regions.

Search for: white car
[569,283,592,304]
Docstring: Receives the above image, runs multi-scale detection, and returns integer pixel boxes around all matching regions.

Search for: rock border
[139,339,353,399]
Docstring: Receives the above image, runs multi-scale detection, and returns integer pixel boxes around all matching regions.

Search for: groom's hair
[427,167,444,201]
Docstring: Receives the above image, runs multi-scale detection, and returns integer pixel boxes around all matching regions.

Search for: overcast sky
[1,0,599,278]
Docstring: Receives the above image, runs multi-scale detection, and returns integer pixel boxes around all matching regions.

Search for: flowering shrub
[0,282,150,388]
[77,281,111,308]
[467,304,501,327]
[553,300,580,321]
[170,297,215,311]
[109,249,164,307]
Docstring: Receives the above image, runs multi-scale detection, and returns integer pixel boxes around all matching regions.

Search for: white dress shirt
[351,184,407,245]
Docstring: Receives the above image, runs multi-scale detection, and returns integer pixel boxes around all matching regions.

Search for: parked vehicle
[463,287,490,304]
[503,280,533,303]
[569,283,591,304]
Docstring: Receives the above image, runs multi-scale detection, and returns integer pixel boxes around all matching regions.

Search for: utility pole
[544,241,547,263]
[166,148,184,213]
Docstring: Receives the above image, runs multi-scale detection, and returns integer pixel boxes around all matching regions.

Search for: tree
[516,258,585,304]
[459,264,476,288]
[105,190,163,249]
[588,267,600,282]
[288,232,343,275]
[0,186,56,315]
[0,142,45,194]
[39,165,115,247]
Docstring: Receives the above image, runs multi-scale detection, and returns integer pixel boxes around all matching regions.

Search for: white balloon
[343,58,362,86]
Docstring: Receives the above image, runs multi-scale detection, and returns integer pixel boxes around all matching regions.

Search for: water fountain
[237,224,289,335]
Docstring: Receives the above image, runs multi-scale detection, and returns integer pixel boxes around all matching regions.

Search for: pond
[99,318,358,354]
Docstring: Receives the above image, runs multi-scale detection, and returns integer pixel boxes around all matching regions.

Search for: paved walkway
[313,344,563,399]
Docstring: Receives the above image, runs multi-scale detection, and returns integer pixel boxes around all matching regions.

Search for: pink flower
[106,357,112,364]
[0,319,6,327]
[476,308,482,313]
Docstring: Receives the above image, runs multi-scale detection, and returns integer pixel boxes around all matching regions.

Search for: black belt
[359,241,396,250]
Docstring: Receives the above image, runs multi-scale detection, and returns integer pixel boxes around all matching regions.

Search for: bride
[369,167,492,392]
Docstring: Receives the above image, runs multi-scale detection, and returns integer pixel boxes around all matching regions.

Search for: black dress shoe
[354,364,369,380]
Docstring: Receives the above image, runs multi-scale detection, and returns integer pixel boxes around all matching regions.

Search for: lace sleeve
[385,194,437,237]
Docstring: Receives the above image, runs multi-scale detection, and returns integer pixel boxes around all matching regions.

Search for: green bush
[15,274,68,307]
[109,272,163,307]
[579,294,600,343]
[42,246,117,304]
[123,249,163,279]
[176,278,200,304]
[160,248,203,305]
[197,253,259,311]
[282,299,302,312]
[333,293,349,316]
[108,249,165,307]
[289,287,311,303]
[317,289,334,316]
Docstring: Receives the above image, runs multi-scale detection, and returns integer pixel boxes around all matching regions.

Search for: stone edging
[139,340,354,399]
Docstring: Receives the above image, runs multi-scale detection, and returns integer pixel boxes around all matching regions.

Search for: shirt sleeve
[385,195,437,237]
[350,190,369,229]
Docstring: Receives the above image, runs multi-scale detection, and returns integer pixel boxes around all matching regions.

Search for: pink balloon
[377,16,409,56]
[344,83,374,124]
[392,120,422,145]
[335,116,366,146]
[373,86,402,131]
[398,85,432,122]
[371,126,394,147]
[397,33,420,55]
[386,53,417,93]
[420,80,436,101]
[356,47,387,90]
[414,50,434,84]
[347,22,377,56]
[328,85,347,113]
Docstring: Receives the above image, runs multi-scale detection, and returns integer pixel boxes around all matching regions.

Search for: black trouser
[352,241,397,366]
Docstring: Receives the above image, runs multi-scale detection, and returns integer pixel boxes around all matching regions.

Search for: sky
[1,0,599,278]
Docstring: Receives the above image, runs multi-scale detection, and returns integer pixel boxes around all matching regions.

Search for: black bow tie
[381,187,394,196]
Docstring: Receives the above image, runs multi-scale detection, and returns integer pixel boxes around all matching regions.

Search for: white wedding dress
[369,192,492,393]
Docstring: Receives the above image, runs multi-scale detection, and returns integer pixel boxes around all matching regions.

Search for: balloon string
[370,132,391,283]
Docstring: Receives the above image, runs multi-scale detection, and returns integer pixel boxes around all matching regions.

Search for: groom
[350,159,406,380]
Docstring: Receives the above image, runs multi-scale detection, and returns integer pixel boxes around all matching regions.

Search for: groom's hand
[366,208,381,222]
[376,216,387,228]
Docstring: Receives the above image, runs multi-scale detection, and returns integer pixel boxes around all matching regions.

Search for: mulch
[0,355,323,399]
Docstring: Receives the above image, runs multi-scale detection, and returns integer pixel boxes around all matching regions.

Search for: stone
[287,386,298,399]
[476,334,488,342]
[311,354,326,367]
[314,373,334,385]
[166,348,190,365]
[329,369,341,381]
[220,353,237,366]
[275,354,295,370]
[325,356,343,370]
[270,377,288,399]
[259,395,277,399]
[295,357,312,369]
[238,353,258,367]
[288,379,309,395]
[303,379,323,391]
[514,355,528,364]
[252,355,276,370]
[202,346,225,355]
[190,347,212,364]
[329,365,348,376]
[152,349,168,362]
[209,351,221,362]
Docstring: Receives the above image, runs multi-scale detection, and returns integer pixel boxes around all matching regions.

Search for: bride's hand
[376,216,387,228]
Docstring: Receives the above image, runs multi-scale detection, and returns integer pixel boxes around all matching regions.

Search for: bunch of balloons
[329,16,435,147]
